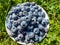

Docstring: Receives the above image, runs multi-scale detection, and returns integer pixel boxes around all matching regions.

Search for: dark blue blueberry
[38,36,42,42]
[41,12,45,18]
[21,21,27,28]
[38,8,42,12]
[42,19,49,27]
[25,35,30,40]
[27,26,34,32]
[35,35,39,41]
[26,7,30,12]
[28,26,34,30]
[31,17,36,25]
[20,17,26,21]
[38,24,44,30]
[11,26,17,33]
[33,11,38,16]
[17,19,21,25]
[14,7,21,14]
[28,11,32,17]
[9,15,12,20]
[19,12,23,17]
[37,17,42,23]
[23,11,28,15]
[30,8,35,12]
[24,2,30,6]
[38,12,42,17]
[25,16,31,22]
[30,39,34,43]
[12,13,18,20]
[13,21,18,27]
[15,37,19,41]
[11,34,17,38]
[33,5,38,9]
[7,22,12,30]
[17,25,21,30]
[33,28,39,34]
[16,34,24,42]
[40,31,44,36]
[28,32,34,38]
[18,34,23,39]
[44,27,48,33]
[10,20,13,24]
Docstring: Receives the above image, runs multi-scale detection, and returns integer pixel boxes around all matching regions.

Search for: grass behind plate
[0,0,60,45]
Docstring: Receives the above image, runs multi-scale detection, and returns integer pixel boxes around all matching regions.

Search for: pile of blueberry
[5,2,49,43]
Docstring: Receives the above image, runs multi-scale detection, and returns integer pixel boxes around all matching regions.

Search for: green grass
[0,0,60,45]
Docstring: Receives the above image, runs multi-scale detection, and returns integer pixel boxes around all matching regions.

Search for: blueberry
[11,34,17,38]
[23,11,28,15]
[40,31,44,36]
[41,12,45,18]
[19,12,23,17]
[30,8,35,12]
[36,21,39,24]
[30,39,34,43]
[13,21,18,27]
[21,21,27,28]
[25,6,30,12]
[9,15,12,20]
[17,25,21,30]
[21,8,24,12]
[28,26,34,30]
[17,19,21,24]
[33,5,38,9]
[25,16,31,22]
[27,26,34,32]
[44,28,48,32]
[38,12,42,17]
[42,19,49,27]
[38,8,42,12]
[25,35,30,40]
[38,36,43,42]
[20,17,26,21]
[33,11,38,16]
[18,34,23,39]
[33,28,39,34]
[31,17,36,24]
[38,24,44,30]
[7,22,12,30]
[45,19,49,24]
[37,17,42,23]
[14,7,21,14]
[11,26,17,33]
[28,32,34,38]
[10,20,13,24]
[15,37,19,41]
[28,11,32,16]
[35,35,39,41]
[24,2,30,6]
[12,13,18,20]
[38,12,45,18]
[17,34,24,41]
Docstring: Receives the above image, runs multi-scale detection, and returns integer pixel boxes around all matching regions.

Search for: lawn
[0,0,60,45]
